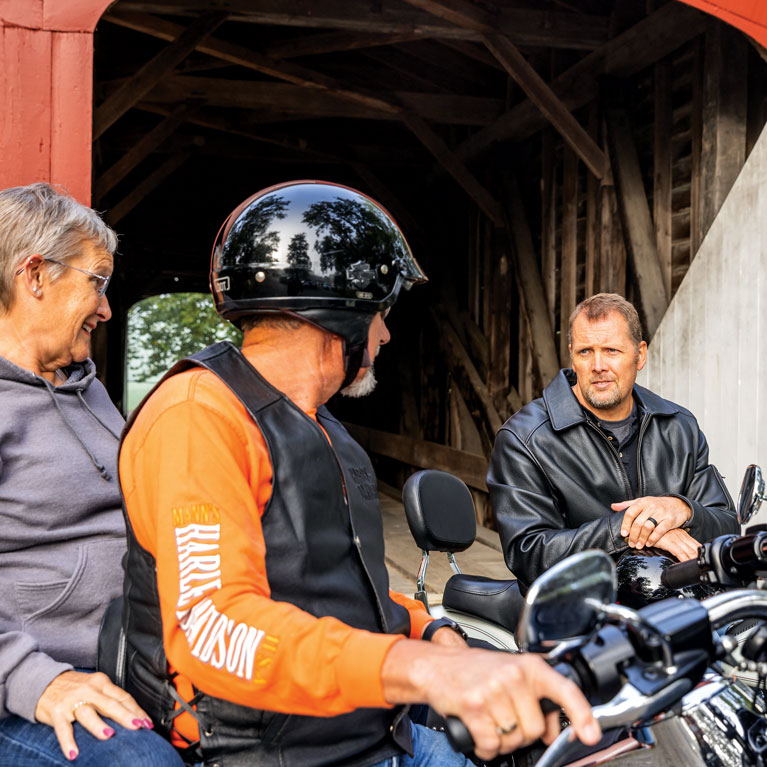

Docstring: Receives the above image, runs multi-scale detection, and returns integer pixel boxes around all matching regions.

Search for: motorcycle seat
[443,574,523,635]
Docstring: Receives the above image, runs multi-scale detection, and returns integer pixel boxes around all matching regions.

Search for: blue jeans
[369,722,474,767]
[0,715,184,767]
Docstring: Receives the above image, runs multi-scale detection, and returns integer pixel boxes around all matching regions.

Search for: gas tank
[615,549,720,608]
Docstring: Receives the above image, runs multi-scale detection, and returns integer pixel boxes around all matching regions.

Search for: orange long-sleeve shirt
[119,356,432,743]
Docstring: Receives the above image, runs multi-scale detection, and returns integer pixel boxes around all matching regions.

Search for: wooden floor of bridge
[379,485,514,605]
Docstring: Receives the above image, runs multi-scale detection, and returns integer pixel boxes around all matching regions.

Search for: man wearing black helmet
[118,181,599,767]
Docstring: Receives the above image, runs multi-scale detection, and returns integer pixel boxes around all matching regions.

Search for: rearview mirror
[738,465,766,526]
[518,550,616,652]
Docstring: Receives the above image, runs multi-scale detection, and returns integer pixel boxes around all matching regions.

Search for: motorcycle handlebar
[443,663,576,754]
[661,557,703,590]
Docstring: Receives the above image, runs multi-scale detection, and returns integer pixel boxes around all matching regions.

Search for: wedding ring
[71,700,89,718]
[496,722,517,736]
[647,517,659,528]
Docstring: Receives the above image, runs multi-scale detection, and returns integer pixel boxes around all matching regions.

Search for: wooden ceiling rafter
[136,102,346,164]
[107,151,192,225]
[454,2,709,162]
[113,0,610,50]
[95,101,200,201]
[93,11,226,140]
[103,11,402,116]
[103,9,508,232]
[400,0,608,178]
[262,31,428,60]
[138,76,503,126]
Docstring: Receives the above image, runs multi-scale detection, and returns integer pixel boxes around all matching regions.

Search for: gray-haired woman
[0,183,182,766]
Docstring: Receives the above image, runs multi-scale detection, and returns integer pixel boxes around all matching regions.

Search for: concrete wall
[638,123,767,520]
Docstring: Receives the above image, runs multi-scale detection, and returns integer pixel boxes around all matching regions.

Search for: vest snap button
[204,728,214,737]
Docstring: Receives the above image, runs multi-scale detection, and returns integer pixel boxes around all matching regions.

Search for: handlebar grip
[661,558,703,590]
[444,698,563,753]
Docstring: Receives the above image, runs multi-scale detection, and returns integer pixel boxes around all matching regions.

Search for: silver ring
[647,517,659,528]
[70,700,89,718]
[496,722,517,736]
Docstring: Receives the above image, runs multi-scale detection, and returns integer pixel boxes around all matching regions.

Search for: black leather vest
[120,342,412,767]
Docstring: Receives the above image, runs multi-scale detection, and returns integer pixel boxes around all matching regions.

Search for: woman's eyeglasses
[16,257,111,297]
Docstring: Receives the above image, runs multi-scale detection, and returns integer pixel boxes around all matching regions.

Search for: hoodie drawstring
[44,383,114,481]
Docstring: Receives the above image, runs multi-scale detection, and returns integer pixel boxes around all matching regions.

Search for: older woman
[0,183,182,766]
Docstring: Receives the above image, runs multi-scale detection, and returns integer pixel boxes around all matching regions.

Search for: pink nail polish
[103,727,114,737]
[68,750,77,760]
[143,719,154,729]
[131,718,143,727]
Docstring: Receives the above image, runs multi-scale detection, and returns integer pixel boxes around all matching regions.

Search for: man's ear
[636,340,648,371]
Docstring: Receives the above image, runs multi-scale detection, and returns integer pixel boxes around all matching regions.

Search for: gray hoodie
[0,355,126,721]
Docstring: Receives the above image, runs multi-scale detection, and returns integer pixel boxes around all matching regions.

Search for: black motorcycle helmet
[210,180,427,387]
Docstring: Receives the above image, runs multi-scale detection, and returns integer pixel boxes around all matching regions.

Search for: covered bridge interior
[91,0,767,523]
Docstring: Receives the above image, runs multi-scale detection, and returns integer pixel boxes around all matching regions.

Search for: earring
[33,288,40,296]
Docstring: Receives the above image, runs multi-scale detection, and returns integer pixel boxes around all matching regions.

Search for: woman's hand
[34,670,153,760]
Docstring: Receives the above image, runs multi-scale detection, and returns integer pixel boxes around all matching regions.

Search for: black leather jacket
[487,370,738,589]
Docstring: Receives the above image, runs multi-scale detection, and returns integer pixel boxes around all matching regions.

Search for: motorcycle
[402,466,767,766]
[447,548,767,767]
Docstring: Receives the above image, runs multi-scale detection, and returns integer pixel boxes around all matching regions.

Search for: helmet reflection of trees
[223,196,289,265]
[286,232,311,268]
[303,197,404,275]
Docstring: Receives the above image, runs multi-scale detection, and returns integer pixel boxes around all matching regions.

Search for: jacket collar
[542,369,679,432]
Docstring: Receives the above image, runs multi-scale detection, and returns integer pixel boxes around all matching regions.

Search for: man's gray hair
[239,312,305,332]
[568,293,644,349]
[0,183,117,310]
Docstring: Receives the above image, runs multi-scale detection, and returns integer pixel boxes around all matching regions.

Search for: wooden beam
[598,166,627,294]
[263,31,425,59]
[585,103,600,296]
[606,108,668,336]
[95,103,198,200]
[139,76,502,126]
[430,307,503,436]
[483,34,607,178]
[698,20,748,246]
[104,11,402,117]
[106,152,190,225]
[344,422,488,492]
[116,1,609,50]
[506,179,561,386]
[455,3,707,163]
[93,12,225,140]
[136,102,344,163]
[403,113,503,225]
[487,232,512,418]
[541,130,557,329]
[653,61,673,298]
[690,38,704,257]
[398,0,607,175]
[561,146,578,365]
[440,39,504,70]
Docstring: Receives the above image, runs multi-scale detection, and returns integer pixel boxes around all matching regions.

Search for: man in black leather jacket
[488,293,738,591]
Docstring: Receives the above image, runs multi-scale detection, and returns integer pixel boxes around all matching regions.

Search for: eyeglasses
[15,257,111,297]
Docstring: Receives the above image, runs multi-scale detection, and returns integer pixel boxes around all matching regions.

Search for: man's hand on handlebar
[613,495,692,549]
[381,641,601,761]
